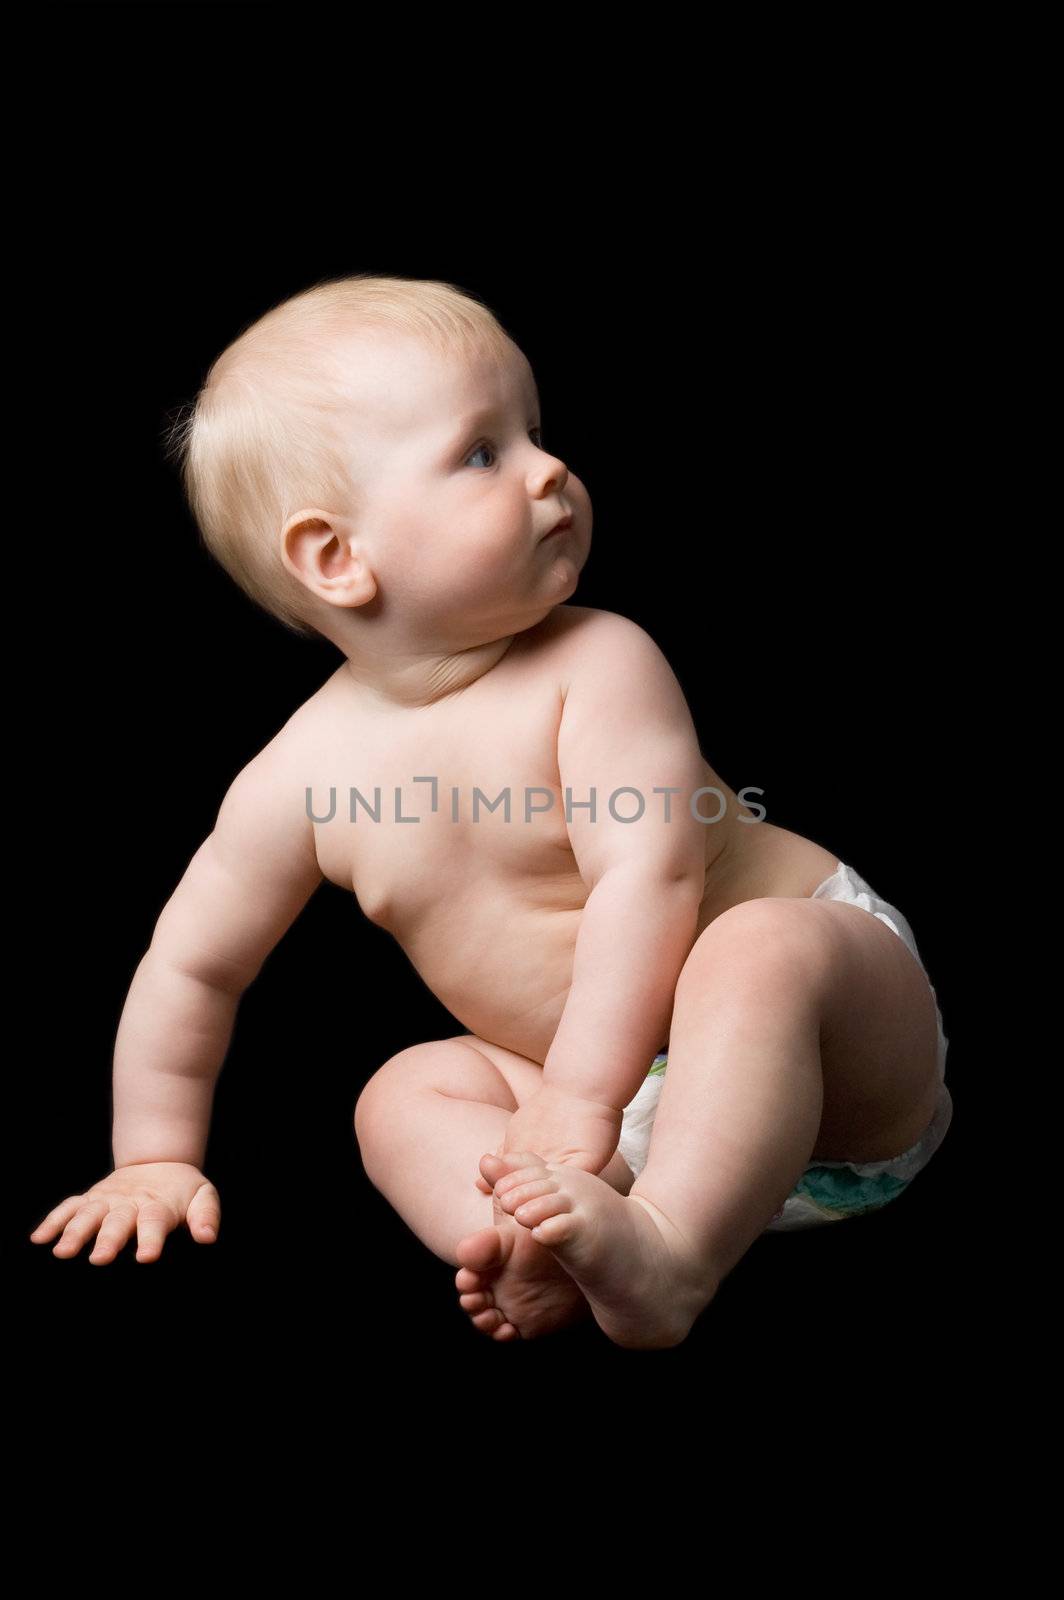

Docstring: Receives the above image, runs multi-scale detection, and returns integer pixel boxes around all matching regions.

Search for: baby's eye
[466,441,496,469]
[465,428,544,470]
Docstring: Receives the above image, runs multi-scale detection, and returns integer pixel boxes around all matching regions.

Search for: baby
[29,274,952,1348]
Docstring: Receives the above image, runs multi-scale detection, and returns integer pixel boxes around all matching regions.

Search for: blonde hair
[163,273,517,638]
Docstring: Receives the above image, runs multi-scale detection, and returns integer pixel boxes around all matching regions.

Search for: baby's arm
[112,733,324,1169]
[517,613,707,1157]
[31,731,323,1261]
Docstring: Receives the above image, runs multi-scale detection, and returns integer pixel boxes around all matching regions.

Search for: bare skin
[450,896,942,1346]
[31,328,943,1352]
[315,595,925,1345]
[469,1151,707,1349]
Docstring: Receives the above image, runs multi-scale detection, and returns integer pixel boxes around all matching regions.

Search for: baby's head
[167,274,591,657]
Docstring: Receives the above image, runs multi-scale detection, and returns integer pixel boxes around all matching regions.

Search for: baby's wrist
[535,1080,623,1116]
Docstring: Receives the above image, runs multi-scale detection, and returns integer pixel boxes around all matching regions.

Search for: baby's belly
[401,899,584,1065]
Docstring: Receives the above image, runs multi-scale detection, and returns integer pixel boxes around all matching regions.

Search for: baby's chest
[309,710,578,927]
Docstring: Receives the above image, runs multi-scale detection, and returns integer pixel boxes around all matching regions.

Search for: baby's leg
[489,895,940,1347]
[354,1034,633,1339]
[635,895,941,1287]
[355,1034,631,1264]
[628,898,830,1288]
[355,1036,516,1263]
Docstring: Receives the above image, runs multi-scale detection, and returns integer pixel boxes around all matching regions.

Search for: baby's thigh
[452,1034,547,1106]
[807,900,942,1161]
[354,1033,542,1133]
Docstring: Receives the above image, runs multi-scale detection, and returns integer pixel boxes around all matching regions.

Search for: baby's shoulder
[534,603,647,658]
[539,604,666,686]
[542,602,628,638]
[240,670,348,777]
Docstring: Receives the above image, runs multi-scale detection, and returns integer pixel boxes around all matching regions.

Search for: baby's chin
[547,548,585,600]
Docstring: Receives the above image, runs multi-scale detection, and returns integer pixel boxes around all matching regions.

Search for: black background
[11,7,997,1453]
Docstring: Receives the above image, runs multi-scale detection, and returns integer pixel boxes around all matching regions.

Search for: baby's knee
[353,1044,430,1145]
[679,898,836,1006]
[353,1037,516,1147]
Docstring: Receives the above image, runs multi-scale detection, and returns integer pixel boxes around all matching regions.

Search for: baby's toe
[513,1191,571,1228]
[530,1212,579,1247]
[495,1176,556,1216]
[459,1290,493,1313]
[471,1306,509,1336]
[478,1150,538,1184]
[495,1162,550,1197]
[454,1225,509,1274]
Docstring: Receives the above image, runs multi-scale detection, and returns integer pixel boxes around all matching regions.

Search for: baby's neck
[341,632,518,711]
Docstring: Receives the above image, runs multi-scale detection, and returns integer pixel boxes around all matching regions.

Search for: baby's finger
[29,1194,87,1243]
[88,1203,139,1265]
[186,1182,221,1243]
[53,1200,110,1257]
[133,1200,176,1263]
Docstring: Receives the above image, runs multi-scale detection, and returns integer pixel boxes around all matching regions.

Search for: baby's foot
[454,1152,593,1341]
[491,1153,718,1349]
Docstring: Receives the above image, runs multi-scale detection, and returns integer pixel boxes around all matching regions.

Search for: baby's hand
[29,1162,221,1264]
[475,1083,623,1192]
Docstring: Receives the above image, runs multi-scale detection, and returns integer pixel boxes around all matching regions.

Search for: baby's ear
[281,508,377,609]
